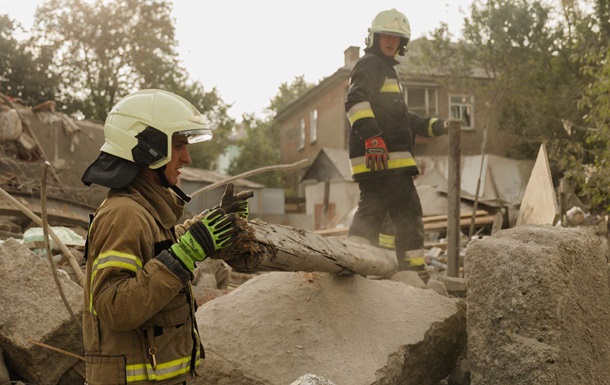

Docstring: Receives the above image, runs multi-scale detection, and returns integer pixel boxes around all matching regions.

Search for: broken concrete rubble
[290,374,337,385]
[0,99,107,210]
[465,225,610,384]
[2,220,610,384]
[195,271,467,385]
[0,238,83,385]
[0,347,10,384]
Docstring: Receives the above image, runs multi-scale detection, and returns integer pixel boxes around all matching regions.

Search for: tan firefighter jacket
[83,175,204,385]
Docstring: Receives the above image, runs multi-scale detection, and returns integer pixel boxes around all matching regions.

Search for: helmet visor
[178,129,213,144]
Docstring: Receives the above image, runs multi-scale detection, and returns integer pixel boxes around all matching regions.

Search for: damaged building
[1,70,610,385]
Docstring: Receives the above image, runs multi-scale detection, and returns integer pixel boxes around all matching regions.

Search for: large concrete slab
[465,225,610,384]
[0,238,83,385]
[195,271,466,385]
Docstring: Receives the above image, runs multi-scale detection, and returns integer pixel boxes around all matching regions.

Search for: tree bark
[215,219,398,278]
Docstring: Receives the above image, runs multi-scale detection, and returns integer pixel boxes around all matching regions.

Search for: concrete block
[465,225,610,384]
[195,272,466,385]
[0,238,83,385]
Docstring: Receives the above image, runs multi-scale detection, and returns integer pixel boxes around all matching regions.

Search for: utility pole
[447,120,462,277]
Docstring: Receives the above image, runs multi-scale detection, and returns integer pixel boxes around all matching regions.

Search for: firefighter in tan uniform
[81,89,252,385]
[345,9,447,271]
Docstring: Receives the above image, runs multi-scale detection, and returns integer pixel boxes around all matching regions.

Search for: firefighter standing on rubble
[345,8,447,271]
[80,89,252,385]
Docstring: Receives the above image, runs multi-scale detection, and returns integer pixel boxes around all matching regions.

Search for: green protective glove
[169,208,237,272]
[220,183,254,218]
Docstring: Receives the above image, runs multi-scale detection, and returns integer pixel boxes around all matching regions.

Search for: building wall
[411,81,521,158]
[279,79,350,196]
[303,180,360,230]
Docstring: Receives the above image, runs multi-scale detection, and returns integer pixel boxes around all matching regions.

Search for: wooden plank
[0,190,93,228]
[423,210,489,223]
[0,207,89,228]
[315,215,496,238]
[424,215,496,231]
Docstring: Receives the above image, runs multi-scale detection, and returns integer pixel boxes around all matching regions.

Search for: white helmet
[82,89,212,190]
[102,89,212,169]
[365,9,411,56]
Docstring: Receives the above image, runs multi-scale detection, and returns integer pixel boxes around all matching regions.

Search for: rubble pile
[0,97,107,217]
[2,222,610,384]
[2,96,610,385]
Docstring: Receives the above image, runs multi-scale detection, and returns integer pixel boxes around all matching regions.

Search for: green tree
[227,76,314,187]
[426,0,581,156]
[421,0,610,213]
[265,75,313,114]
[28,0,233,169]
[33,0,182,119]
[185,83,235,170]
[0,14,58,104]
[566,0,610,212]
[227,115,283,187]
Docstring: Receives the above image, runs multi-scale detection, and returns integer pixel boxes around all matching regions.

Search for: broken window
[450,95,474,129]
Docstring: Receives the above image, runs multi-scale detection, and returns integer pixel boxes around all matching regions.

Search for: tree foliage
[179,82,235,170]
[422,0,610,213]
[567,0,610,212]
[265,75,313,115]
[0,15,58,104]
[33,0,181,118]
[227,76,314,187]
[11,0,234,169]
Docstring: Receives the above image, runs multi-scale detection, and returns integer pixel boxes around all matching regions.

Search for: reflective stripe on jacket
[83,175,202,385]
[345,49,446,180]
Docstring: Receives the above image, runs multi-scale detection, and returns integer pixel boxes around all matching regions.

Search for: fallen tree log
[216,219,398,278]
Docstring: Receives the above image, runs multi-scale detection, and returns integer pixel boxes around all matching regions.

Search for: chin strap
[155,167,192,203]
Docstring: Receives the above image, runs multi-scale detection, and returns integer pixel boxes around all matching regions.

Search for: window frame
[448,94,475,130]
[298,117,305,150]
[405,86,439,116]
[310,109,318,144]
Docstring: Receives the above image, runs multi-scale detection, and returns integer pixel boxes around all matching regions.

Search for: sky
[1,0,474,121]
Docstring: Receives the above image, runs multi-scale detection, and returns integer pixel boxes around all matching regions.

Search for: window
[406,87,438,116]
[310,110,318,143]
[449,95,474,129]
[298,117,305,150]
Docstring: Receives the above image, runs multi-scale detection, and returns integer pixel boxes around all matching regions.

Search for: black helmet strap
[155,166,192,203]
[132,126,167,167]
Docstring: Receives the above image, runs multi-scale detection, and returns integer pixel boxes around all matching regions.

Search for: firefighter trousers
[348,173,424,260]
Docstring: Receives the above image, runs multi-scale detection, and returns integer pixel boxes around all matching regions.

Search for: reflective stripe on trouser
[379,233,395,249]
[397,249,426,272]
[126,352,200,383]
[350,151,416,176]
[348,174,424,258]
